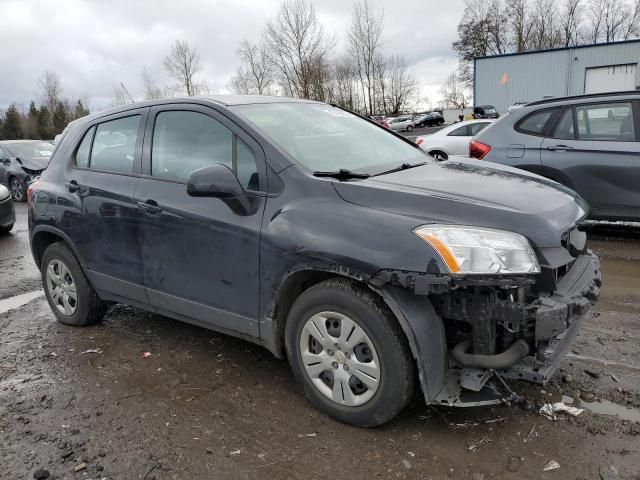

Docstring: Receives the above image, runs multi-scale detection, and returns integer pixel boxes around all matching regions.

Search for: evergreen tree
[52,101,68,135]
[37,106,52,139]
[73,99,89,120]
[2,104,23,140]
[24,100,40,139]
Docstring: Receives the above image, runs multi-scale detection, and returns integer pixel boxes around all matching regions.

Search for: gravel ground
[1,203,639,480]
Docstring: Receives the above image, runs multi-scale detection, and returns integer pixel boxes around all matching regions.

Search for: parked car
[370,115,389,128]
[29,95,599,427]
[0,184,15,233]
[0,140,55,201]
[473,105,500,119]
[471,91,640,221]
[412,113,442,128]
[387,116,415,132]
[415,119,494,160]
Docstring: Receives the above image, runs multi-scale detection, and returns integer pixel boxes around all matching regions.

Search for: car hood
[332,158,588,249]
[17,157,48,170]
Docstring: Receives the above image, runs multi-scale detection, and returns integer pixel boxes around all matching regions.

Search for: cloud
[0,0,464,111]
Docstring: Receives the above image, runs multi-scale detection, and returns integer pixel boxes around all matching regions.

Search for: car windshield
[4,142,54,159]
[233,103,425,174]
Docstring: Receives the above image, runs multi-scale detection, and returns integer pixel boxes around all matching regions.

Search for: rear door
[61,109,148,302]
[541,101,640,219]
[134,104,266,336]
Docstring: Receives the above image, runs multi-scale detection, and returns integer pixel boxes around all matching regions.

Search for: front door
[135,105,266,336]
[61,109,148,303]
[541,101,640,219]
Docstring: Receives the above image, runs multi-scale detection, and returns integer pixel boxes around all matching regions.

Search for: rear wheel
[429,150,448,161]
[10,177,26,202]
[0,223,13,234]
[41,242,107,326]
[406,125,413,132]
[285,278,416,427]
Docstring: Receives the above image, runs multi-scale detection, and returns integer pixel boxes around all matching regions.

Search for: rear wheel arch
[31,227,87,271]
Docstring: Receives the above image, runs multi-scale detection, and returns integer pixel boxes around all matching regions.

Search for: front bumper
[0,195,15,227]
[498,252,600,383]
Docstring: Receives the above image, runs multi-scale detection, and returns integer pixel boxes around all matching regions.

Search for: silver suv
[471,92,640,221]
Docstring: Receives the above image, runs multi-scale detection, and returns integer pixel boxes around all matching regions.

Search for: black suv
[28,96,600,426]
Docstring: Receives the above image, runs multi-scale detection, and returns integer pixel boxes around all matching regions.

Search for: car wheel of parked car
[41,242,107,326]
[429,151,448,161]
[0,224,13,234]
[10,177,26,202]
[285,278,416,427]
[406,125,413,132]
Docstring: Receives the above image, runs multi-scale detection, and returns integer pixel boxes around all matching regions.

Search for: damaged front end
[374,229,601,407]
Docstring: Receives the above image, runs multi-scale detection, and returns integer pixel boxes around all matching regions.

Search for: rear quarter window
[515,109,557,136]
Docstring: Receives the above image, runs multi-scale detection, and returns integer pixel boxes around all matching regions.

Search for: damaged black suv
[28,96,600,427]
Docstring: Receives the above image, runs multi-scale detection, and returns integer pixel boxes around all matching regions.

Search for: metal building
[474,39,640,113]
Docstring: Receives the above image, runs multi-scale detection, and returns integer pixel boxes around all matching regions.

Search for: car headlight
[413,225,540,274]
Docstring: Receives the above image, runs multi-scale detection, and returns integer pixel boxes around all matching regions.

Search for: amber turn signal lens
[414,230,460,273]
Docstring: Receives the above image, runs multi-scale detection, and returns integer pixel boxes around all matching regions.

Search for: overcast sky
[0,0,464,112]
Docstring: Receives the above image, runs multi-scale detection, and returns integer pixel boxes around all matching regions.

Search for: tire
[406,125,413,132]
[429,150,448,161]
[285,278,416,427]
[0,223,13,234]
[41,242,107,326]
[9,177,26,202]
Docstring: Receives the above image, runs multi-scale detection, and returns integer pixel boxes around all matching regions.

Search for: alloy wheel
[45,259,78,316]
[10,178,24,201]
[299,311,380,407]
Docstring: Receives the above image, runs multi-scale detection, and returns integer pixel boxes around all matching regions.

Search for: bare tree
[530,0,563,49]
[561,0,583,46]
[329,56,361,111]
[440,71,470,110]
[38,71,62,123]
[163,40,204,96]
[384,55,417,115]
[506,0,533,52]
[587,0,628,42]
[233,40,274,95]
[263,0,334,100]
[112,83,130,107]
[141,67,163,100]
[623,0,640,38]
[349,0,384,115]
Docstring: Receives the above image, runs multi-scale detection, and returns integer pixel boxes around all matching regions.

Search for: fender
[30,224,91,278]
[373,285,447,402]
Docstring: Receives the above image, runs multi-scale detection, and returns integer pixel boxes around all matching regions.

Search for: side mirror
[187,163,244,198]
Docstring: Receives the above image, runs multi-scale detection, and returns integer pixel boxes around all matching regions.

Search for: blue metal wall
[474,40,640,113]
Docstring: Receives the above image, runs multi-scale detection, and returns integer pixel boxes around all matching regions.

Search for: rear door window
[447,125,469,137]
[576,102,635,141]
[75,127,95,168]
[469,122,490,136]
[90,116,141,173]
[551,109,575,140]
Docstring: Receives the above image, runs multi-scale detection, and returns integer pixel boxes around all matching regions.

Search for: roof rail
[526,90,639,106]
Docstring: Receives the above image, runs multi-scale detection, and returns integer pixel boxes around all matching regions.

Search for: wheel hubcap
[299,311,380,407]
[11,179,23,200]
[45,259,77,316]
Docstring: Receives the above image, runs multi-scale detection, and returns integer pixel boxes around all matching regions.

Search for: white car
[414,119,494,160]
[387,116,415,132]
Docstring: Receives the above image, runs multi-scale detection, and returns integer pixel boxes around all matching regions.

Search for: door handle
[137,200,162,214]
[547,145,574,152]
[65,180,80,193]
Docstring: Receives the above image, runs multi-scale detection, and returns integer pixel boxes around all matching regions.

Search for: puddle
[558,394,640,423]
[0,290,44,314]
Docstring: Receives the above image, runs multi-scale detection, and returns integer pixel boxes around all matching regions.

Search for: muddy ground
[1,203,639,480]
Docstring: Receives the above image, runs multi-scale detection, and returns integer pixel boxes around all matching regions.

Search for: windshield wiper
[373,162,427,177]
[313,169,370,180]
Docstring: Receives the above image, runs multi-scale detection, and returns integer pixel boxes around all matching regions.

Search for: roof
[525,90,640,107]
[475,38,640,61]
[0,139,53,144]
[76,94,321,126]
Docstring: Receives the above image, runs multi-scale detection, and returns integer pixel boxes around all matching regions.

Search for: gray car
[471,92,640,221]
[0,184,15,233]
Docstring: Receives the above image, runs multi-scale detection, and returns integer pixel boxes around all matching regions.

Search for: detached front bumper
[498,252,600,384]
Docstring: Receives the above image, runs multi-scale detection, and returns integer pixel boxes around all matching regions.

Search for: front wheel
[285,278,416,427]
[0,223,13,234]
[406,125,413,132]
[429,150,448,161]
[41,242,107,326]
